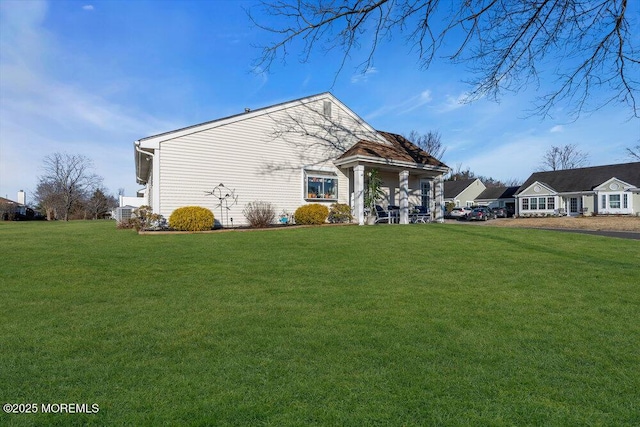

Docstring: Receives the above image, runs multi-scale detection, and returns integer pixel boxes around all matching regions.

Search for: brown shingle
[337,131,448,168]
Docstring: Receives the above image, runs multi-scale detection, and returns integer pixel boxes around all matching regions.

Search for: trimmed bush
[294,203,329,225]
[243,201,276,228]
[169,206,214,231]
[328,203,353,223]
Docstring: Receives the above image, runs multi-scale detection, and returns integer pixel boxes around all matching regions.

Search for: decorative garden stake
[205,183,238,227]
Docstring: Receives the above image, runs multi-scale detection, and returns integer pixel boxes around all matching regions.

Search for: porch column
[399,170,409,224]
[353,165,365,225]
[435,174,445,223]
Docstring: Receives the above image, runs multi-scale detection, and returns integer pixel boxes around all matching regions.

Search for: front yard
[468,215,640,232]
[1,221,638,425]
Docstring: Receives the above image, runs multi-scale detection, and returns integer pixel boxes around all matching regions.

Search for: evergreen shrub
[169,206,214,231]
[294,203,329,225]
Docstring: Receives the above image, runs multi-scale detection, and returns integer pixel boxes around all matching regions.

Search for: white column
[399,170,409,224]
[435,174,444,223]
[353,165,365,225]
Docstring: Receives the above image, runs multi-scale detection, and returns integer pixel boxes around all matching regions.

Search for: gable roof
[336,132,448,168]
[515,162,640,194]
[0,196,21,206]
[476,186,520,200]
[444,179,480,199]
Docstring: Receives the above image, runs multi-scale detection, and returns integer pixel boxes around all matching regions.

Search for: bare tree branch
[250,0,639,119]
[539,144,589,171]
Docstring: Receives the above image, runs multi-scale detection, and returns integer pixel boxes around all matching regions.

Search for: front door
[569,197,580,215]
[420,180,431,209]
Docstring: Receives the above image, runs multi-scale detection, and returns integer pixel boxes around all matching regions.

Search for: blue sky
[1,0,638,204]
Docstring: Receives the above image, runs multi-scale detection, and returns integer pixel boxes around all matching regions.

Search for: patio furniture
[374,205,391,223]
[410,206,431,223]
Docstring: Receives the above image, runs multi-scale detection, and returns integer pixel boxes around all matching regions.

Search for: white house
[134,93,450,226]
[514,162,640,217]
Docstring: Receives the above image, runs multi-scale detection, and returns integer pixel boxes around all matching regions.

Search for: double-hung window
[547,197,555,210]
[522,198,529,210]
[530,197,537,210]
[538,197,546,210]
[609,194,621,209]
[305,171,337,200]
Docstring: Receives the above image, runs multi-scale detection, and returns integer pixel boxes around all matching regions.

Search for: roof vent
[244,108,251,113]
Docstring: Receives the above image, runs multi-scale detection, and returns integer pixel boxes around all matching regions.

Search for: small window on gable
[305,170,337,200]
[323,101,332,118]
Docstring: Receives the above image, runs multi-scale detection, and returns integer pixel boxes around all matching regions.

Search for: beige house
[444,178,486,208]
[134,93,449,226]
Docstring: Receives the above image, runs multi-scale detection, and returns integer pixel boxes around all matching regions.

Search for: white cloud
[82,5,95,11]
[550,125,564,133]
[0,1,177,199]
[437,93,468,113]
[351,67,378,83]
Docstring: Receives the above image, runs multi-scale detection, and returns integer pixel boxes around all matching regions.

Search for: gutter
[134,140,154,185]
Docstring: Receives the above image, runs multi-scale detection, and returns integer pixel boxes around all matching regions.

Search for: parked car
[446,207,472,220]
[491,207,508,218]
[468,207,494,221]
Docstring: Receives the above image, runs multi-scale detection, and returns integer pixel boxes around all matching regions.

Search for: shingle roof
[444,179,478,199]
[516,162,640,194]
[337,131,448,168]
[476,186,520,200]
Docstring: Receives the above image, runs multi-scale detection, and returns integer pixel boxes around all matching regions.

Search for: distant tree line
[33,153,117,221]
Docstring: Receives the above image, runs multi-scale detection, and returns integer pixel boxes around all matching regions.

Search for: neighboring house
[118,195,145,208]
[514,162,640,217]
[474,186,519,212]
[444,178,486,208]
[134,93,450,226]
[0,192,33,220]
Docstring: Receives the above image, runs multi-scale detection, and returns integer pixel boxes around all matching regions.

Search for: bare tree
[627,144,640,161]
[405,130,446,161]
[250,0,639,118]
[35,153,102,221]
[539,144,589,171]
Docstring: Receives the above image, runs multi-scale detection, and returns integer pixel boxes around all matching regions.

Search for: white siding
[155,98,376,226]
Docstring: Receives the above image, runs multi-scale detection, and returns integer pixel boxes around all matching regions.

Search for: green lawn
[1,221,639,426]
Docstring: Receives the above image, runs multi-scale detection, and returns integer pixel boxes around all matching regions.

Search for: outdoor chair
[374,205,390,223]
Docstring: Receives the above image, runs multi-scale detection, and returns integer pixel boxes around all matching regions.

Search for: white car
[447,207,472,220]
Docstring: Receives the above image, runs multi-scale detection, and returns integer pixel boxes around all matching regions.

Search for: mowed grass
[0,221,638,426]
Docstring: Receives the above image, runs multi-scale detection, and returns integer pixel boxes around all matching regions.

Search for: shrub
[294,203,329,225]
[243,201,276,228]
[328,203,353,223]
[169,206,214,231]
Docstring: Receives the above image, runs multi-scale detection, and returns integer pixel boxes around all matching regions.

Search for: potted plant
[364,169,384,225]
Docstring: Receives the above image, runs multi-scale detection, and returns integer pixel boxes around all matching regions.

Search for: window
[601,195,606,209]
[623,194,628,209]
[522,198,529,210]
[530,197,537,210]
[609,194,621,209]
[547,197,555,210]
[538,197,546,210]
[305,171,337,200]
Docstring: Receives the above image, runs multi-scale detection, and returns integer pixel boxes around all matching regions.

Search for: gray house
[514,162,640,217]
[474,186,519,213]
